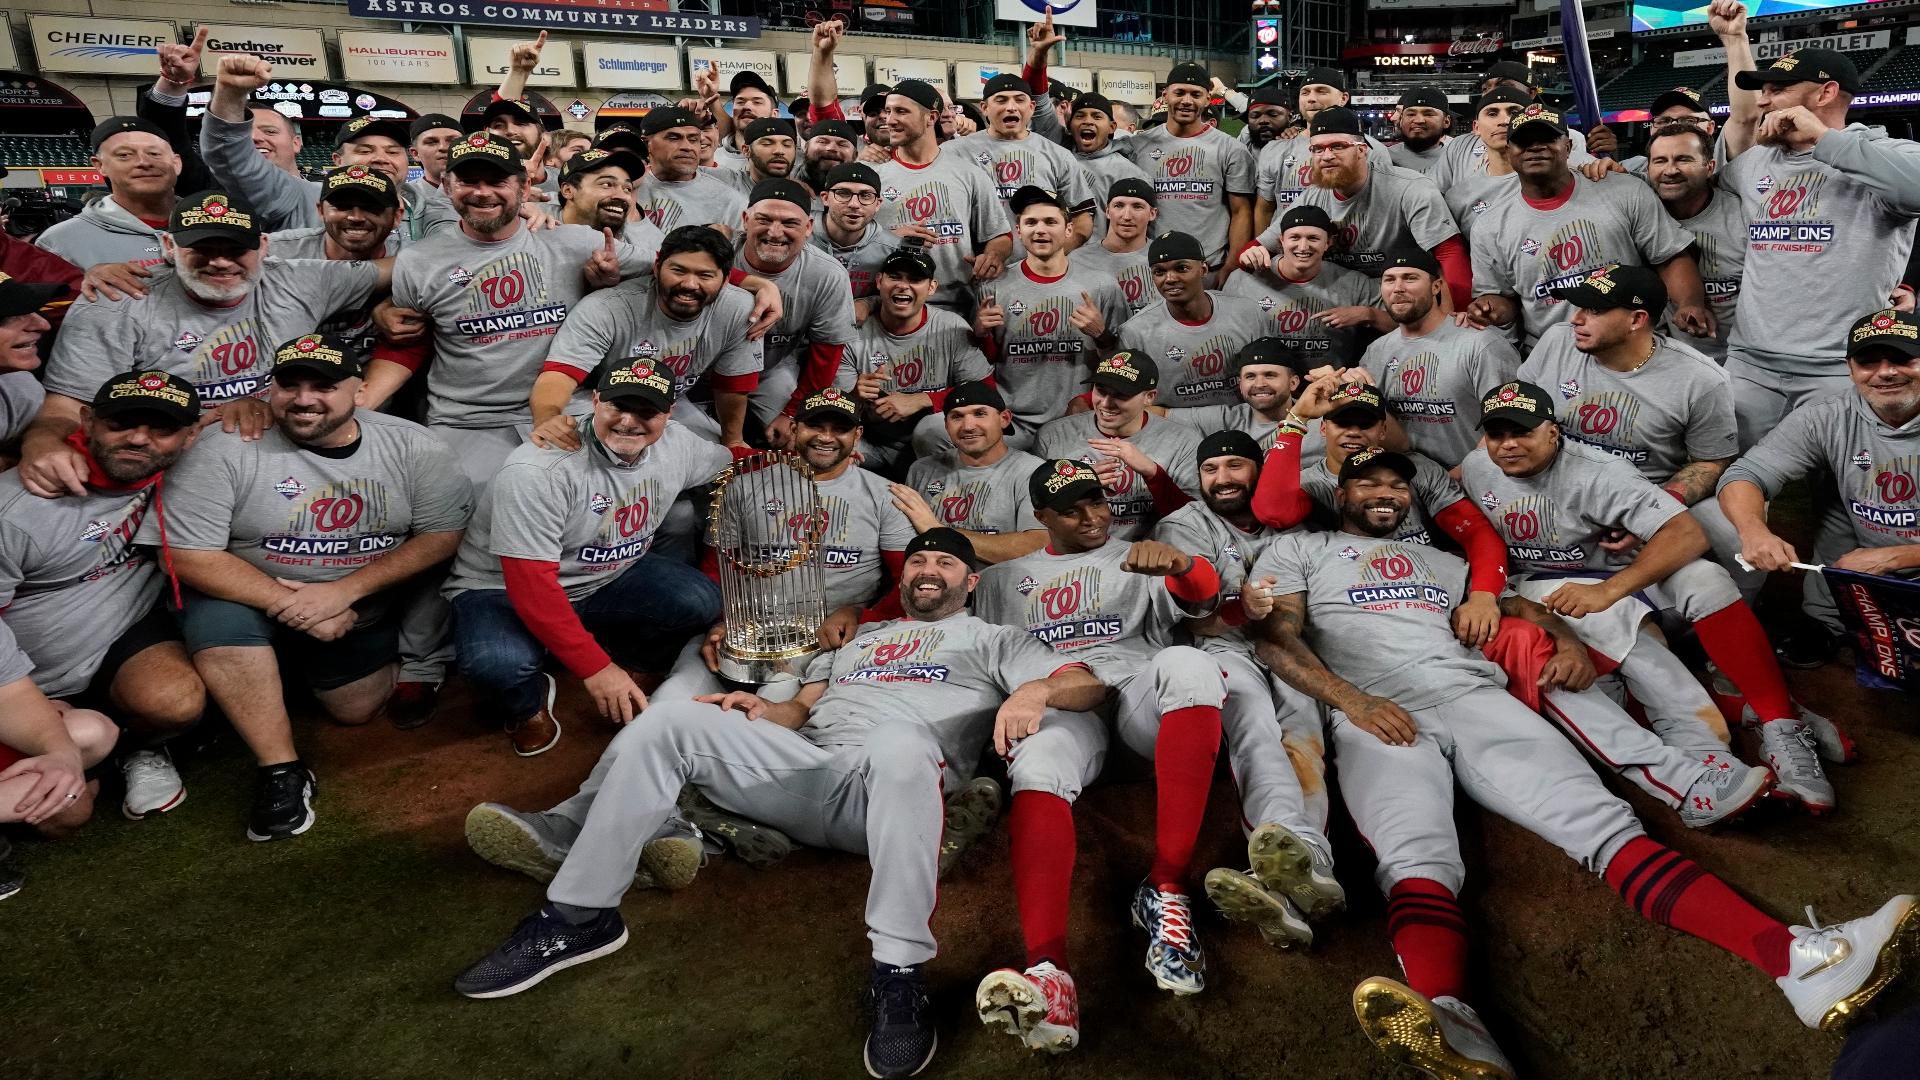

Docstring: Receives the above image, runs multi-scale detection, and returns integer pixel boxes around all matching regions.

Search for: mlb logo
[881,186,901,202]
[636,341,658,359]
[763,498,786,517]
[590,492,611,515]
[1338,545,1360,561]
[1258,296,1276,311]
[1480,490,1499,510]
[1149,148,1164,160]
[447,267,472,287]
[1558,379,1580,399]
[1853,450,1873,470]
[80,520,111,544]
[1008,301,1026,317]
[1520,239,1541,257]
[1016,575,1039,596]
[1166,345,1186,361]
[173,330,203,353]
[1471,200,1489,215]
[1224,547,1243,562]
[974,152,993,167]
[275,477,306,500]
[1756,175,1774,194]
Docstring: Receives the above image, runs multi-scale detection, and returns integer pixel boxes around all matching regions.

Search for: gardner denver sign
[347,0,761,38]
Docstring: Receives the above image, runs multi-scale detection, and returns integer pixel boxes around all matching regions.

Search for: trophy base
[717,648,822,688]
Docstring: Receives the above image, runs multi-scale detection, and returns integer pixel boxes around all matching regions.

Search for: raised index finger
[190,25,210,49]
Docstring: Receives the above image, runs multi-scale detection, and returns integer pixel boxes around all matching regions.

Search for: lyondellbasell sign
[345,0,761,39]
[195,26,331,78]
[1097,69,1154,104]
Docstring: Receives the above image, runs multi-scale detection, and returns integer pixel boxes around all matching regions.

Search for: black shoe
[0,835,20,901]
[387,681,441,731]
[453,905,629,999]
[247,762,316,842]
[677,787,794,868]
[865,962,937,1079]
[1775,623,1840,670]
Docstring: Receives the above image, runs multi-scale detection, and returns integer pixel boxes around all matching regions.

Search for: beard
[1401,133,1442,152]
[1314,160,1364,191]
[1342,497,1408,537]
[88,436,183,485]
[279,405,355,447]
[173,259,261,304]
[1202,486,1250,517]
[903,575,966,618]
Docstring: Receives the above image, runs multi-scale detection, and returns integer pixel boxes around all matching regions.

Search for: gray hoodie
[33,198,167,270]
[199,110,322,232]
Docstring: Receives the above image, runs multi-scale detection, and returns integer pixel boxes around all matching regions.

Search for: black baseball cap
[1735,48,1861,94]
[1308,107,1364,138]
[789,96,812,118]
[1398,86,1449,112]
[890,80,943,113]
[1297,68,1342,95]
[796,387,861,426]
[1030,458,1105,513]
[169,191,261,249]
[1107,177,1157,206]
[943,379,1007,413]
[982,73,1033,99]
[480,97,542,126]
[562,147,645,186]
[1326,381,1385,425]
[409,113,462,142]
[1234,337,1314,376]
[334,115,410,149]
[1848,309,1920,359]
[860,82,894,113]
[730,69,778,99]
[1197,429,1262,468]
[0,272,68,319]
[1508,103,1569,142]
[1649,86,1708,116]
[599,356,676,412]
[1090,350,1158,394]
[809,119,859,144]
[879,244,936,281]
[1276,204,1333,236]
[1477,86,1534,114]
[89,116,167,152]
[1166,63,1211,90]
[1384,247,1441,277]
[320,164,400,211]
[1338,446,1417,484]
[1248,85,1292,109]
[1482,61,1534,88]
[1548,263,1667,314]
[824,162,881,191]
[748,177,812,213]
[1009,185,1068,217]
[1147,231,1205,265]
[447,131,525,178]
[904,526,978,568]
[92,369,200,427]
[642,106,701,137]
[1071,93,1115,120]
[1479,380,1556,430]
[594,124,647,156]
[272,332,364,381]
[743,117,796,144]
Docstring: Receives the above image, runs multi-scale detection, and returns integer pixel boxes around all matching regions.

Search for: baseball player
[1423,88,1528,246]
[974,186,1129,446]
[150,335,473,842]
[1432,60,1601,175]
[801,119,860,192]
[1116,63,1257,280]
[1388,86,1452,175]
[405,114,463,207]
[1252,67,1395,229]
[1068,178,1157,317]
[33,117,181,269]
[267,166,402,264]
[553,147,646,239]
[1462,381,1840,811]
[0,369,207,821]
[452,528,1105,1080]
[1252,108,1467,309]
[0,275,56,445]
[1058,96,1153,244]
[730,180,859,442]
[629,107,748,234]
[1229,205,1386,363]
[1645,124,1745,361]
[1117,232,1269,410]
[971,458,1232,1037]
[714,118,801,195]
[835,245,993,470]
[1153,431,1347,947]
[812,162,903,305]
[1360,249,1521,470]
[1170,337,1324,456]
[894,381,1048,565]
[23,191,386,498]
[1466,103,1712,348]
[868,78,1014,309]
[951,74,1096,254]
[1253,449,1916,1079]
[532,225,762,449]
[1037,352,1203,541]
[703,69,784,177]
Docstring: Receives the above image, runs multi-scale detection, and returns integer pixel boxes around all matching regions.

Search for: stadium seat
[0,134,94,172]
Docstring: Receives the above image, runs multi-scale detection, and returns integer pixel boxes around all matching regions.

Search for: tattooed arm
[1661,458,1732,507]
[1254,592,1419,746]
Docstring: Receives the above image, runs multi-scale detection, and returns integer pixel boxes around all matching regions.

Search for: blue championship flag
[1824,566,1920,694]
[1559,0,1606,144]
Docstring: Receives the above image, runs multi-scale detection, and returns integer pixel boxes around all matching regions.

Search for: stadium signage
[347,0,761,39]
[785,52,869,97]
[30,14,174,76]
[1672,30,1889,68]
[1096,69,1155,103]
[194,26,331,77]
[467,35,574,84]
[583,42,682,90]
[338,30,460,84]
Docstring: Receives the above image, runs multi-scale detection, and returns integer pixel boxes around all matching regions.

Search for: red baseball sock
[1010,790,1076,970]
[1604,836,1793,977]
[1694,603,1796,722]
[1148,705,1223,889]
[1388,878,1471,1002]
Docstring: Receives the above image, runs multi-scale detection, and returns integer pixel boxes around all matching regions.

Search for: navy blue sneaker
[864,961,937,1078]
[454,905,629,999]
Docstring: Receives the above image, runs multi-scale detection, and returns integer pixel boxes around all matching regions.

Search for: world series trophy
[708,451,829,687]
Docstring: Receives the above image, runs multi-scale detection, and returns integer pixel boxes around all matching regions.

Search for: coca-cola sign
[1449,36,1502,55]
[1343,37,1503,60]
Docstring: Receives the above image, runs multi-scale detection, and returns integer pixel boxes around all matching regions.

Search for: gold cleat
[1352,977,1516,1080]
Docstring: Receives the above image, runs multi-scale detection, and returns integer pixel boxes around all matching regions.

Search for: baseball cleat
[453,904,628,999]
[637,831,705,892]
[466,803,569,882]
[1743,703,1857,765]
[1353,977,1516,1080]
[1247,822,1346,920]
[938,776,1003,879]
[1677,755,1775,829]
[1756,717,1836,813]
[1204,868,1313,949]
[1131,880,1206,995]
[677,787,794,868]
[865,961,937,1078]
[975,961,1080,1053]
[1778,895,1920,1031]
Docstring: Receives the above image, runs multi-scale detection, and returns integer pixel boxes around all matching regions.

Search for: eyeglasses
[826,188,879,205]
[1310,141,1362,156]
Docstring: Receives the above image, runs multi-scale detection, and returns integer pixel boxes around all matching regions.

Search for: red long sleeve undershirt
[783,342,850,416]
[502,558,612,679]
[857,549,910,622]
[1144,465,1192,515]
[1433,498,1509,598]
[1165,555,1220,605]
[1251,432,1313,530]
[374,337,432,373]
[1434,235,1472,312]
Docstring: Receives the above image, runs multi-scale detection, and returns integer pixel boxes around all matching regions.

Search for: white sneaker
[1777,895,1920,1031]
[1353,977,1516,1080]
[121,748,186,820]
[1677,755,1774,829]
[1757,717,1835,813]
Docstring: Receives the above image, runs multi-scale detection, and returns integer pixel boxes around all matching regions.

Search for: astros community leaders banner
[995,0,1097,29]
[30,14,174,77]
[346,0,761,39]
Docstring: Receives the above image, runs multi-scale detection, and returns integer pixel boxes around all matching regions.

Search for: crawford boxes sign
[346,0,761,39]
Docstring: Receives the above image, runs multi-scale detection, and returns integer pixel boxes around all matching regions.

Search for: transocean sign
[346,0,761,39]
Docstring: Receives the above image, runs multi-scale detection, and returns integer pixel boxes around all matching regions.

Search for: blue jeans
[451,555,722,722]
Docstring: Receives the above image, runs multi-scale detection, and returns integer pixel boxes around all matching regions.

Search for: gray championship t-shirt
[1423,150,1519,245]
[874,147,1014,309]
[698,461,917,612]
[0,473,162,698]
[742,244,857,388]
[1389,140,1447,175]
[1359,320,1522,468]
[1069,241,1155,316]
[1719,390,1920,554]
[951,131,1095,239]
[544,276,762,406]
[1153,499,1290,660]
[1517,324,1737,482]
[1037,412,1203,540]
[1266,165,1459,278]
[982,261,1131,434]
[1299,449,1466,547]
[1256,133,1394,211]
[149,410,474,588]
[810,216,902,300]
[1253,529,1503,710]
[46,261,379,408]
[0,371,46,444]
[444,421,730,600]
[1460,438,1687,575]
[836,307,992,449]
[903,449,1046,535]
[633,170,748,233]
[390,222,657,428]
[1667,184,1746,362]
[975,538,1197,680]
[1116,292,1270,409]
[1223,262,1379,365]
[1470,173,1694,346]
[1121,125,1257,268]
